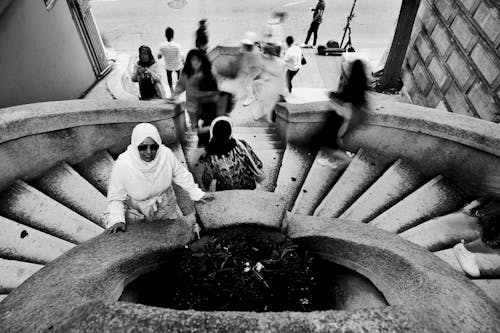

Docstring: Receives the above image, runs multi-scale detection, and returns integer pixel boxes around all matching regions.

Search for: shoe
[243,96,255,106]
[453,242,480,277]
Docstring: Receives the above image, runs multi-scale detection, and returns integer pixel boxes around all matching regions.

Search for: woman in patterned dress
[200,116,264,191]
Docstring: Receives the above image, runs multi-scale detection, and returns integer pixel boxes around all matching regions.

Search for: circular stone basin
[119,225,388,312]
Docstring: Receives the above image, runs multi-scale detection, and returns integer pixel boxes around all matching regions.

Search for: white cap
[241,31,257,45]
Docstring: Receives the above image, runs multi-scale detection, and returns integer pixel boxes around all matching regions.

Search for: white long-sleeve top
[107,147,204,227]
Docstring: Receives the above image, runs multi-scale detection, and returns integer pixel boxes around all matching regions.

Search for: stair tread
[169,142,195,216]
[370,175,465,233]
[292,148,351,215]
[73,150,115,196]
[275,144,316,210]
[314,149,391,218]
[434,248,462,271]
[0,181,103,244]
[0,258,43,292]
[400,210,481,252]
[340,158,425,223]
[0,215,74,264]
[31,162,107,227]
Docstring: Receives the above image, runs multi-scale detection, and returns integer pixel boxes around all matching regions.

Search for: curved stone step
[0,295,6,303]
[370,175,465,233]
[0,259,42,293]
[258,148,285,191]
[169,142,195,216]
[73,150,115,196]
[274,144,316,210]
[400,211,481,252]
[340,159,425,223]
[0,216,74,264]
[314,149,391,218]
[0,181,103,244]
[31,162,107,227]
[292,148,350,215]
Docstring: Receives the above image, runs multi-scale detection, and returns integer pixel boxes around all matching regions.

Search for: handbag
[237,140,266,184]
[301,54,307,66]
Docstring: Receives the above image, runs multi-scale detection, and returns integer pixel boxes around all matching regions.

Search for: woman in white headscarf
[106,123,212,233]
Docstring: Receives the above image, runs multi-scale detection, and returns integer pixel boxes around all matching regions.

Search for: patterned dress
[200,140,263,191]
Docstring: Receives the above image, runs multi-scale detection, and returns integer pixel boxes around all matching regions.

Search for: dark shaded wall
[0,0,96,108]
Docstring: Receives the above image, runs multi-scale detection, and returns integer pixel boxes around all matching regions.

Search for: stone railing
[275,95,500,196]
[0,99,185,191]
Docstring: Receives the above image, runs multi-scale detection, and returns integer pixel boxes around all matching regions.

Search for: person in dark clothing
[131,45,164,100]
[304,0,325,47]
[322,59,369,149]
[195,19,209,53]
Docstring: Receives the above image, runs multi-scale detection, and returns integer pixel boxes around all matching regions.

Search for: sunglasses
[138,144,159,152]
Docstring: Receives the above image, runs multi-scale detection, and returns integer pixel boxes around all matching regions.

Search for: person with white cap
[239,31,263,107]
[106,123,213,233]
[200,116,264,191]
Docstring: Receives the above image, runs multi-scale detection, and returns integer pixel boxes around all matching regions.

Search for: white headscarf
[209,116,233,141]
[124,123,168,181]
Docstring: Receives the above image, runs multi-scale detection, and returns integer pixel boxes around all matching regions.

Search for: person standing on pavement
[158,27,184,96]
[195,19,209,53]
[304,0,325,47]
[283,36,302,93]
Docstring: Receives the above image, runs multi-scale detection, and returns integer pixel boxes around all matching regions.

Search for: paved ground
[91,0,401,71]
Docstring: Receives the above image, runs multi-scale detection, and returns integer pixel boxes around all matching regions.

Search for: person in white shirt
[158,27,184,95]
[283,36,302,93]
[106,123,213,233]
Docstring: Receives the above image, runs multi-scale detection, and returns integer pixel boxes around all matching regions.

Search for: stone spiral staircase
[1,118,499,307]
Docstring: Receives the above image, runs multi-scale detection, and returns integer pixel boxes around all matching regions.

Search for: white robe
[106,123,204,227]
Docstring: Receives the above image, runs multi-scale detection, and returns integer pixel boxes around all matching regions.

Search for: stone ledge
[276,92,500,157]
[0,218,196,332]
[195,190,287,230]
[285,213,500,332]
[0,99,183,144]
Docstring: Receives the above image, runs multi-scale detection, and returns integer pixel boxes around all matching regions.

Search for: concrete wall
[0,0,96,108]
[402,0,500,122]
[275,96,500,197]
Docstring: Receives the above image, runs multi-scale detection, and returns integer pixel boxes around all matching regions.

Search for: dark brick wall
[402,0,500,122]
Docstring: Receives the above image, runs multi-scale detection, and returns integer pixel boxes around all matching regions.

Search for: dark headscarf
[205,116,237,156]
[137,45,156,67]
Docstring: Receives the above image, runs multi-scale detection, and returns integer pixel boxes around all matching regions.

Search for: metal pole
[340,0,357,48]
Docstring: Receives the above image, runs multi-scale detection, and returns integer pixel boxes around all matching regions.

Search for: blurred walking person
[262,12,286,57]
[283,36,302,93]
[158,27,184,96]
[171,49,218,130]
[303,0,325,47]
[252,44,286,123]
[239,32,263,107]
[195,19,209,53]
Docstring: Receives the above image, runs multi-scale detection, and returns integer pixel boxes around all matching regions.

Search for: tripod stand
[340,0,357,51]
